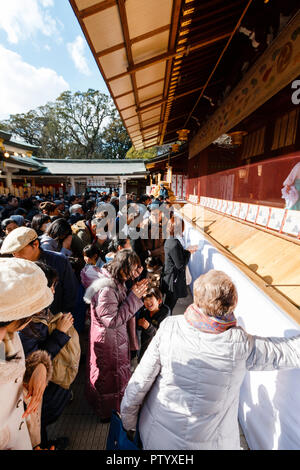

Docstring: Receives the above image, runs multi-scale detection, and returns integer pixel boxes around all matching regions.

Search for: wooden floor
[48,290,249,450]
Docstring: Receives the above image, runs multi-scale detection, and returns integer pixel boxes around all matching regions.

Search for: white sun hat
[0,258,54,322]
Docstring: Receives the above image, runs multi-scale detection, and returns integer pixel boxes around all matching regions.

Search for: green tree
[101,112,131,159]
[126,145,158,159]
[55,89,113,159]
[1,109,44,147]
[0,89,131,160]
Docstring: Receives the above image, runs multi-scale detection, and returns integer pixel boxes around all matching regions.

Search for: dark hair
[13,208,27,216]
[107,236,130,253]
[0,316,34,361]
[0,316,33,328]
[1,218,17,230]
[85,200,96,211]
[83,243,100,259]
[139,194,151,204]
[69,195,78,204]
[35,261,58,288]
[39,201,56,214]
[100,195,111,203]
[46,218,72,242]
[105,249,141,283]
[7,195,17,204]
[31,214,51,236]
[143,287,163,302]
[28,237,40,248]
[145,256,163,269]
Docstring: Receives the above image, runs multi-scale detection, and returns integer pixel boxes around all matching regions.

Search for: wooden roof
[69,0,299,151]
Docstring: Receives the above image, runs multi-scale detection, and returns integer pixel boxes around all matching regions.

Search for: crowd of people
[1,188,300,451]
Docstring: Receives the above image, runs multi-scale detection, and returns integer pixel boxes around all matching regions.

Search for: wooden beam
[141,121,164,132]
[95,25,170,59]
[107,32,230,82]
[68,0,131,147]
[137,81,221,113]
[78,0,116,19]
[184,0,254,128]
[138,98,166,113]
[126,113,161,129]
[114,78,164,100]
[143,134,160,143]
[119,104,135,113]
[139,94,163,106]
[131,24,170,45]
[160,0,183,145]
[96,42,124,58]
[117,0,145,141]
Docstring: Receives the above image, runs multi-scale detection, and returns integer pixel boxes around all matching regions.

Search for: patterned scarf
[184,303,236,334]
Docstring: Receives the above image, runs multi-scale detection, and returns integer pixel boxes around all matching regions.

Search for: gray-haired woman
[121,269,300,450]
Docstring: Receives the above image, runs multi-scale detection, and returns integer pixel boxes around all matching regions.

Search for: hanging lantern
[228,131,247,146]
[172,143,180,152]
[238,169,247,179]
[4,152,10,158]
[176,129,190,141]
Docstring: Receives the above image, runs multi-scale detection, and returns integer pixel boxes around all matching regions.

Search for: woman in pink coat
[83,250,148,421]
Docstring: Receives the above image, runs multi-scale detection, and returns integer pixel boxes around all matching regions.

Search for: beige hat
[0,227,38,254]
[0,258,54,322]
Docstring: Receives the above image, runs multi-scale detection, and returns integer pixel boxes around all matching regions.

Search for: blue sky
[0,0,109,119]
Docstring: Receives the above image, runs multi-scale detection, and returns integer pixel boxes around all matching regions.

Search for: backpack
[39,313,81,390]
[71,219,87,235]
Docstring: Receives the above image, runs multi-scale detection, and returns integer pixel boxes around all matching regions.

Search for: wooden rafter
[114,78,164,100]
[78,0,116,19]
[131,24,171,45]
[136,80,222,113]
[107,32,230,82]
[160,0,183,153]
[69,0,133,150]
[140,121,164,132]
[128,31,231,73]
[183,0,254,128]
[96,24,171,58]
[143,134,160,143]
[116,0,145,142]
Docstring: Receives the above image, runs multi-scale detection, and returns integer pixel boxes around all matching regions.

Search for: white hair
[70,204,82,214]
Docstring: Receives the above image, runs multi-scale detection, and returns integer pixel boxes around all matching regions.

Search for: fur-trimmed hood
[83,276,117,304]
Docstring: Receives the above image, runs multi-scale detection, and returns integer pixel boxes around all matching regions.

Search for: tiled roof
[33,159,147,175]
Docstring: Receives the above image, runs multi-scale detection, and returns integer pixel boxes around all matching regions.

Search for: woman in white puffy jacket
[121,269,300,450]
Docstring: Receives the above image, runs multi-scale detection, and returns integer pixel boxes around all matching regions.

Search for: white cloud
[0,45,69,119]
[0,0,60,44]
[67,36,92,76]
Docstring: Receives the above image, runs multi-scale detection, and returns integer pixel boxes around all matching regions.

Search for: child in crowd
[105,236,131,263]
[136,287,170,361]
[80,244,102,289]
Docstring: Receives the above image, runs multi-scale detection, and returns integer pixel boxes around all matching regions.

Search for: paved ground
[48,289,249,450]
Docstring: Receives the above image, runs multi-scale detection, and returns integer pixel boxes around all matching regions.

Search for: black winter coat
[39,249,78,315]
[162,237,190,298]
[136,304,170,360]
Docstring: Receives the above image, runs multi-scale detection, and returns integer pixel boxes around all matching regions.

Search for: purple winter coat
[83,268,143,419]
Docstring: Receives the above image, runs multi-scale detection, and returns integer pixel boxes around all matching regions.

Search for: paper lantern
[176,129,190,141]
[228,131,247,146]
